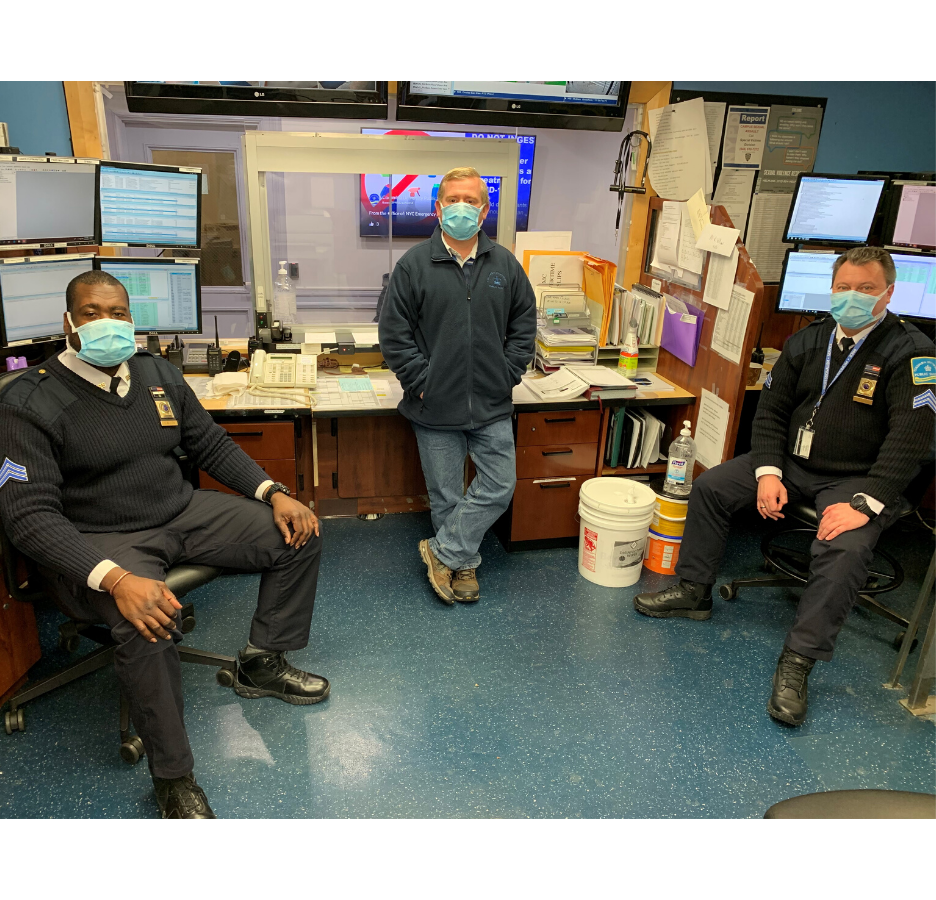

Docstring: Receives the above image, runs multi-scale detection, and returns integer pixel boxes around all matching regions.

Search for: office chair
[718,461,936,649]
[0,368,236,764]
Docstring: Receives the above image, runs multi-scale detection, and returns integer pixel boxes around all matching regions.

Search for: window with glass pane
[151,150,244,287]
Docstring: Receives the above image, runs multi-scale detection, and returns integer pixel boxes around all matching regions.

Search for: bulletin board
[669,89,827,283]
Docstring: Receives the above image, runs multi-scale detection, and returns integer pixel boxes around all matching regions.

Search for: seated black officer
[634,247,934,726]
[0,271,329,818]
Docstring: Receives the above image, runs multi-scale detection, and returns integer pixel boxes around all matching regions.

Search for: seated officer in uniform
[0,271,329,818]
[634,247,935,726]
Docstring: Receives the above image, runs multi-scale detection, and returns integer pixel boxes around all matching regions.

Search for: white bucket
[578,478,657,587]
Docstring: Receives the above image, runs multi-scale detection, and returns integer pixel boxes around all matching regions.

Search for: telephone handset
[248,349,317,389]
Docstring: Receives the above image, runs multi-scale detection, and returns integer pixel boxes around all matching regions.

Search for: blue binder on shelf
[660,296,705,367]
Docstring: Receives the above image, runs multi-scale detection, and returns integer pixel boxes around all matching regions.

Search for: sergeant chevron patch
[912,389,936,414]
[0,458,28,488]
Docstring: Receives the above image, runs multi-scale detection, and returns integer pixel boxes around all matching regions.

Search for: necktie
[840,337,854,354]
[109,376,121,394]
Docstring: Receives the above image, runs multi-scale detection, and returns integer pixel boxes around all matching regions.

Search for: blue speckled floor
[1,509,933,818]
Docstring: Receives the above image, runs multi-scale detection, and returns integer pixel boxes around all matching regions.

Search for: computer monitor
[97,161,201,249]
[776,249,936,321]
[783,173,888,245]
[882,182,936,252]
[0,254,95,348]
[96,258,202,334]
[0,157,98,251]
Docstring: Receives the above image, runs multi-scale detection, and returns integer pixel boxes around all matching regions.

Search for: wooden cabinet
[0,583,41,705]
[197,420,299,497]
[516,410,601,447]
[510,476,585,542]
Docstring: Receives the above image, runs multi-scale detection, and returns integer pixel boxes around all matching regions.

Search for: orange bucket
[643,530,682,574]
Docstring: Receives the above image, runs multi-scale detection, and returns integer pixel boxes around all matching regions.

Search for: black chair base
[3,602,236,759]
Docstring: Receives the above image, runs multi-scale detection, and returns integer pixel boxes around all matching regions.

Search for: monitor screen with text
[785,175,887,244]
[98,259,201,333]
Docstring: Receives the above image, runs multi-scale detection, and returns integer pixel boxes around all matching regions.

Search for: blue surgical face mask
[67,312,137,367]
[830,289,888,331]
[440,202,482,241]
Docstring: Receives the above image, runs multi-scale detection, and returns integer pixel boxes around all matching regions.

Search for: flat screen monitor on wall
[358,129,536,238]
[783,173,888,245]
[0,158,98,251]
[396,81,630,132]
[0,254,95,348]
[882,182,936,252]
[776,249,936,321]
[97,161,201,249]
[125,81,389,119]
[96,258,202,334]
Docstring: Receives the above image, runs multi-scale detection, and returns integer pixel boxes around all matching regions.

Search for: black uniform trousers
[674,453,902,662]
[39,490,323,780]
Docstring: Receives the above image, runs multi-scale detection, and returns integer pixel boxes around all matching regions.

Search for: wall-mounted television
[358,128,536,238]
[396,81,630,132]
[125,81,389,120]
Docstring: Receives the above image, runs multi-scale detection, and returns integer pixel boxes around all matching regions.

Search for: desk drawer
[219,422,295,460]
[516,410,600,447]
[199,459,297,497]
[516,443,598,479]
[510,476,583,541]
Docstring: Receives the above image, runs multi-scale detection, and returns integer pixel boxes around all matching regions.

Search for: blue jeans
[411,418,517,570]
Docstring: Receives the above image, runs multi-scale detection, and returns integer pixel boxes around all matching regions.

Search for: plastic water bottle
[618,316,639,377]
[664,420,696,497]
[273,261,297,326]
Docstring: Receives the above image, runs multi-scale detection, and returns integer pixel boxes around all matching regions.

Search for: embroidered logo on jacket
[0,458,28,488]
[911,357,936,385]
[487,271,507,290]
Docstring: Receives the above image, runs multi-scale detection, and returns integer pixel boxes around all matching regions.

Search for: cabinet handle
[226,430,264,437]
[541,448,573,456]
[543,416,576,424]
[539,482,571,489]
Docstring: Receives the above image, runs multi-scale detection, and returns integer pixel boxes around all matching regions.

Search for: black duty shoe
[153,773,216,819]
[768,646,816,726]
[234,651,330,705]
[633,579,713,620]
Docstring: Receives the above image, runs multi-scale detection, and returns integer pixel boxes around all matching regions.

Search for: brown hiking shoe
[419,539,455,604]
[452,568,480,602]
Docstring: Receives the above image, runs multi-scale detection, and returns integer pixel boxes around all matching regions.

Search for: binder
[609,407,627,467]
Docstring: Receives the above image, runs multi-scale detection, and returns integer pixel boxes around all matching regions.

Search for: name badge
[149,386,178,427]
[794,425,814,459]
[854,363,879,406]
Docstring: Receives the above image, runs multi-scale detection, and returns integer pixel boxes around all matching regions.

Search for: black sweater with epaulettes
[751,313,934,509]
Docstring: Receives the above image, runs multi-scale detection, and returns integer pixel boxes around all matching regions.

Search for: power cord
[609,131,652,234]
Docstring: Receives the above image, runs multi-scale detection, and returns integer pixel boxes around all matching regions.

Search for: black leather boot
[153,773,216,819]
[767,646,816,726]
[633,579,713,620]
[235,650,330,705]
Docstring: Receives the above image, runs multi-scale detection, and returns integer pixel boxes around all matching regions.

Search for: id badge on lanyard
[795,331,864,460]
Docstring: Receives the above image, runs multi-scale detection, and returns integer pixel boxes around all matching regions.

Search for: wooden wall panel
[62,82,103,159]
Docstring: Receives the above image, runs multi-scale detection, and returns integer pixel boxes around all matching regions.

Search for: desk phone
[248,349,317,389]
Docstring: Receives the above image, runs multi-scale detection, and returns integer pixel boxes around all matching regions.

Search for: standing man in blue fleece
[379,167,536,604]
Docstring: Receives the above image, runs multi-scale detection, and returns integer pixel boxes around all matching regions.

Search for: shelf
[600,463,668,476]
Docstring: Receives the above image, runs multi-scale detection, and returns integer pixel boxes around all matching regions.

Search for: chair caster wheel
[894,631,918,652]
[216,668,235,687]
[718,583,738,601]
[180,616,196,634]
[119,735,145,765]
[5,709,25,734]
[58,634,81,653]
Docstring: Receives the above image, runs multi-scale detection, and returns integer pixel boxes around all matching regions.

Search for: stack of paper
[604,408,668,469]
[525,366,635,402]
[535,325,598,370]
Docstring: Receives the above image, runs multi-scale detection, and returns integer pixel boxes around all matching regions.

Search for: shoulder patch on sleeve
[911,357,936,385]
[0,458,28,487]
[763,371,772,390]
[912,388,936,413]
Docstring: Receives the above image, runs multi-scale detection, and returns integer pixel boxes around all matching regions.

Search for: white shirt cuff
[255,480,274,502]
[88,560,120,591]
[856,493,884,515]
[755,466,783,480]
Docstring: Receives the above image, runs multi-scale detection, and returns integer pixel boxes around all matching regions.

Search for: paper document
[695,389,731,470]
[514,231,572,262]
[678,205,706,275]
[337,377,373,392]
[647,97,709,201]
[564,365,635,388]
[722,106,769,169]
[703,102,727,179]
[758,104,824,193]
[654,201,682,266]
[526,252,584,288]
[702,245,739,311]
[524,368,590,400]
[711,285,755,365]
[695,223,740,257]
[746,192,794,283]
[351,331,379,345]
[305,332,337,344]
[370,379,391,397]
[713,168,757,236]
[686,188,710,241]
[630,372,675,393]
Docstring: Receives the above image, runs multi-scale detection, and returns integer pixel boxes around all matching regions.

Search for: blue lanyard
[807,330,864,427]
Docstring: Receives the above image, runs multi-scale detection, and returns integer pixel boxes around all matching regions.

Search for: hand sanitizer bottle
[618,317,639,377]
[273,261,297,326]
[664,420,696,497]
